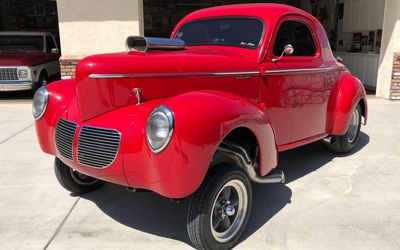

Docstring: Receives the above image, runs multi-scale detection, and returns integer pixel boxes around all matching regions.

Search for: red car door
[263,17,329,147]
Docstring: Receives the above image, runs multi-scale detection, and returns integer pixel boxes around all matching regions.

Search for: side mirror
[272,44,294,62]
[51,48,59,54]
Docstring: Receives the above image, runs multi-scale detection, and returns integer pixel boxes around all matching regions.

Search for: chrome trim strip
[89,67,336,79]
[0,82,34,91]
[265,66,336,75]
[89,71,260,79]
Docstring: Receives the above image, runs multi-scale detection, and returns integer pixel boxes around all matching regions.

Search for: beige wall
[57,0,143,57]
[376,0,400,99]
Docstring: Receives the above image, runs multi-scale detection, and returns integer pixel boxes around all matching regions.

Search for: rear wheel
[325,104,362,153]
[187,166,252,250]
[54,157,104,194]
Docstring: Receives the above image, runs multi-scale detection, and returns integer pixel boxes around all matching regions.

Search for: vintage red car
[33,4,367,250]
[0,31,60,91]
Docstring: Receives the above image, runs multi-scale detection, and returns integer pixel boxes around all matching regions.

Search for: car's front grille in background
[0,68,18,80]
[55,119,78,160]
[77,126,121,168]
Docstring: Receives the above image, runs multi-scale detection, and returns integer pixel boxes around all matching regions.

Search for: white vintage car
[0,31,61,91]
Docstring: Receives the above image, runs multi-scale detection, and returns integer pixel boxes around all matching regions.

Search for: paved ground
[0,95,399,250]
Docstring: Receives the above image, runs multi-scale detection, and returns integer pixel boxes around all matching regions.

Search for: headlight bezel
[32,86,49,120]
[17,66,32,81]
[146,105,174,153]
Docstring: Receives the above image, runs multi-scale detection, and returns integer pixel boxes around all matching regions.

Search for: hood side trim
[89,71,260,79]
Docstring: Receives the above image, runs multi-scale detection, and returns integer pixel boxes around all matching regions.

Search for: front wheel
[187,166,252,250]
[54,157,104,195]
[325,104,362,153]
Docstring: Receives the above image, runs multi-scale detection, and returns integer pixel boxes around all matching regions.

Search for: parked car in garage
[33,4,367,250]
[0,31,60,91]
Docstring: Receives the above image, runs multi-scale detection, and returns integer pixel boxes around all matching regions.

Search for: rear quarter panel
[327,69,367,135]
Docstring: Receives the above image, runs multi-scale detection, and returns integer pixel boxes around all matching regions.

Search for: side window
[273,20,316,57]
[46,36,57,53]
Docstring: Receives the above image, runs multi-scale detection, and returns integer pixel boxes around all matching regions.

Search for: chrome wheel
[70,168,98,186]
[347,107,360,143]
[210,179,248,243]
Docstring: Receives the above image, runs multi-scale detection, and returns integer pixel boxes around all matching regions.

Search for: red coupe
[33,4,367,249]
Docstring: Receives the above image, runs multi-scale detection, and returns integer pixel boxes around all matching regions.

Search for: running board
[217,142,285,184]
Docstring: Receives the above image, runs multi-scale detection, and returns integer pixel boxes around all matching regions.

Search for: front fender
[36,85,278,199]
[136,90,277,198]
[35,79,78,155]
[327,71,367,135]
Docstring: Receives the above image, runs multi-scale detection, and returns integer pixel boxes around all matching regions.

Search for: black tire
[54,157,104,195]
[325,104,362,153]
[187,166,252,250]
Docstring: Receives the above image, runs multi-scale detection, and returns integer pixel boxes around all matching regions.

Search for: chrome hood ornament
[133,88,142,105]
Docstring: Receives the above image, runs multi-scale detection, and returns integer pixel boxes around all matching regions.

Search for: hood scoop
[125,36,186,52]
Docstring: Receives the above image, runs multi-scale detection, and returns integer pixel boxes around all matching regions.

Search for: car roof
[171,3,332,64]
[179,3,317,24]
[0,31,52,36]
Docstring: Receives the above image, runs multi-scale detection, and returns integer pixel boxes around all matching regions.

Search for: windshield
[0,35,44,52]
[175,18,264,49]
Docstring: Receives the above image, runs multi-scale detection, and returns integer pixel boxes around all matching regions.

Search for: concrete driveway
[0,96,399,250]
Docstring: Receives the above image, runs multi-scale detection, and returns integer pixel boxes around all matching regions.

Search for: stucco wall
[376,0,400,99]
[57,0,143,57]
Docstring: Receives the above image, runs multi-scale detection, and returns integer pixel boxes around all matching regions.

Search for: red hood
[0,51,48,66]
[76,47,261,120]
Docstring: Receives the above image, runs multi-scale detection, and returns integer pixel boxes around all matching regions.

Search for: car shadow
[240,131,369,242]
[80,132,369,247]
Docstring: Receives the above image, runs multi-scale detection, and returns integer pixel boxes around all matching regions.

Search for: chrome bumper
[0,80,34,91]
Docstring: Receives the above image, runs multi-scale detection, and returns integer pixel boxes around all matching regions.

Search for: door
[262,17,328,146]
[45,35,61,77]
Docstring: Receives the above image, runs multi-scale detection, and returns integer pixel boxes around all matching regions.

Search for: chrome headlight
[17,66,32,81]
[146,105,174,153]
[32,86,49,120]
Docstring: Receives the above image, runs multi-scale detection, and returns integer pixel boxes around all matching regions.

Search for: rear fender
[157,90,278,197]
[327,71,368,135]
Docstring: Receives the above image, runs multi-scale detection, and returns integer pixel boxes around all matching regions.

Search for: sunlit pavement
[0,95,399,250]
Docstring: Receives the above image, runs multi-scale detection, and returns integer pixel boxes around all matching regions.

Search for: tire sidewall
[342,104,362,151]
[194,167,252,250]
[54,157,103,194]
[324,104,362,153]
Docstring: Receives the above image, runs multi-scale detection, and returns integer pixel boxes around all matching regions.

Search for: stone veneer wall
[391,53,400,100]
[59,56,84,79]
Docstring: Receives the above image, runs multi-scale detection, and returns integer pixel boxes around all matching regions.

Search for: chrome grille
[0,68,18,80]
[77,126,121,168]
[55,119,78,160]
